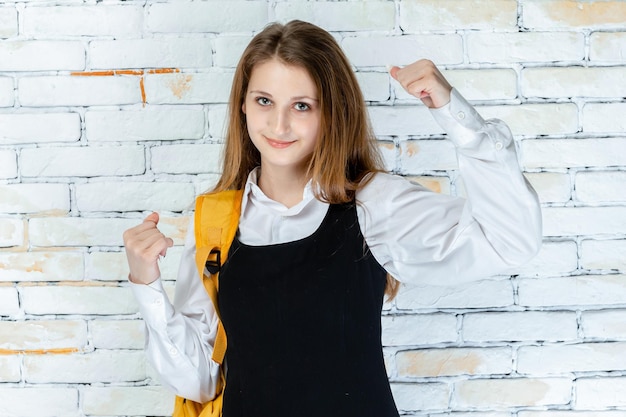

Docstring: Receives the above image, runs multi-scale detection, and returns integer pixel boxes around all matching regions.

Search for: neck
[257,165,310,208]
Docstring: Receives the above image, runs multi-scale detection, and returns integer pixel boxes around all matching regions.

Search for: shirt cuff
[429,88,488,149]
[129,277,174,329]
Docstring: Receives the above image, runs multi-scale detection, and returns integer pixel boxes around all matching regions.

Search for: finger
[389,65,401,81]
[136,230,171,253]
[143,212,159,225]
[158,237,174,257]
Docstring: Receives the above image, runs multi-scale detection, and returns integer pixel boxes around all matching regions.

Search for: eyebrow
[248,90,319,102]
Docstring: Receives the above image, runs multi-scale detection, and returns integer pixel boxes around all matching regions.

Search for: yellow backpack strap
[194,189,243,365]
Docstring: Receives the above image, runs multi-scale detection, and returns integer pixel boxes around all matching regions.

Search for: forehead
[248,58,317,96]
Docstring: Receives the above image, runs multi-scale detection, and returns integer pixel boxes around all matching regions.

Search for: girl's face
[243,58,321,176]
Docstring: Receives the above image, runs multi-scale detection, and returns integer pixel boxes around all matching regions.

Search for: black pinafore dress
[218,202,399,417]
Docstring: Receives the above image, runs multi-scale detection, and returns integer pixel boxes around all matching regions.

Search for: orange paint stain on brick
[71,70,144,77]
[0,347,80,355]
[405,142,420,157]
[416,178,442,193]
[397,349,482,377]
[546,0,626,26]
[16,281,117,288]
[167,74,194,99]
[71,68,181,105]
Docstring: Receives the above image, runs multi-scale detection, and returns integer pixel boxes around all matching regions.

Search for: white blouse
[130,88,543,403]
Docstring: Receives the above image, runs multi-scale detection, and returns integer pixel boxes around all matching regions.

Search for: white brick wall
[0,1,625,416]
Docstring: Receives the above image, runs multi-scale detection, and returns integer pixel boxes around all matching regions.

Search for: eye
[256,97,272,106]
[294,102,310,111]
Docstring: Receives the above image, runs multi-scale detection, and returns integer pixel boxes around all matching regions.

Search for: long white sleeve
[130,220,221,403]
[357,88,542,285]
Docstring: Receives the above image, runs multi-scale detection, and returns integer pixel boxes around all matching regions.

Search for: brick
[0,41,84,71]
[146,1,267,33]
[86,247,183,282]
[20,145,145,178]
[590,32,626,62]
[89,319,144,350]
[542,207,626,237]
[24,350,145,383]
[89,38,212,70]
[0,183,69,214]
[0,355,20,382]
[583,103,626,133]
[510,241,578,277]
[463,311,578,343]
[400,0,518,31]
[0,320,87,351]
[581,239,626,271]
[0,252,83,282]
[442,69,518,101]
[0,149,17,179]
[213,36,253,68]
[522,0,626,29]
[524,172,571,204]
[378,141,396,172]
[0,388,78,417]
[144,72,233,104]
[396,279,514,310]
[28,217,136,247]
[390,382,450,412]
[19,75,141,107]
[29,215,188,247]
[85,108,205,142]
[0,7,17,38]
[381,314,458,346]
[518,274,626,307]
[151,144,224,174]
[208,104,228,139]
[0,76,14,107]
[82,386,174,416]
[468,32,584,63]
[342,35,463,67]
[519,342,626,374]
[275,1,395,31]
[577,377,626,408]
[85,251,129,282]
[399,139,457,174]
[22,5,143,37]
[76,181,195,212]
[0,113,81,145]
[520,412,626,417]
[0,218,23,248]
[479,103,578,136]
[0,285,19,316]
[396,347,512,378]
[576,171,626,203]
[581,310,626,340]
[522,67,626,98]
[356,72,391,103]
[453,378,572,408]
[369,106,443,137]
[21,284,138,315]
[522,138,626,169]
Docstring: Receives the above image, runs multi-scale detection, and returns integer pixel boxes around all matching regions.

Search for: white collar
[241,167,317,217]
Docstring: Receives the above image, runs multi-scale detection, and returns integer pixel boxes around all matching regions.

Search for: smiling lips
[266,136,295,148]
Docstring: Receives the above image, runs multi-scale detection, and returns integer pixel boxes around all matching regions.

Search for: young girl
[124,20,542,417]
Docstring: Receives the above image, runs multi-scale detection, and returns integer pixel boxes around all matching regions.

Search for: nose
[271,107,291,136]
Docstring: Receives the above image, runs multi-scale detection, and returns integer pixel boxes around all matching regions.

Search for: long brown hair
[213,20,399,299]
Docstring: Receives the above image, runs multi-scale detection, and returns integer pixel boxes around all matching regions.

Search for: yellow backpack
[172,190,243,417]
